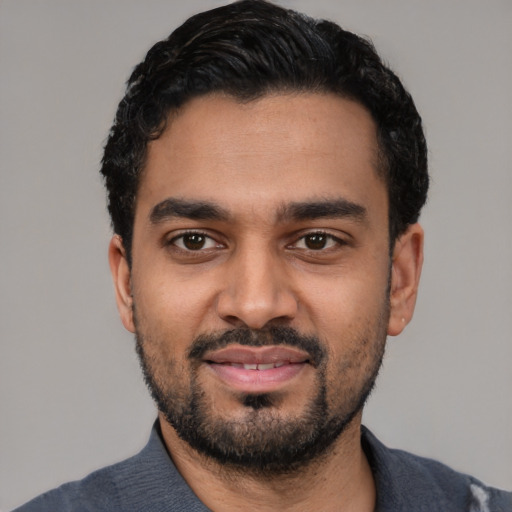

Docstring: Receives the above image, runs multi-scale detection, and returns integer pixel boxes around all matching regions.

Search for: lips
[204,345,311,393]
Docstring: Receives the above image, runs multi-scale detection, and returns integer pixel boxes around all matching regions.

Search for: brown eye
[182,233,206,250]
[304,233,328,250]
[293,232,341,251]
[172,232,218,251]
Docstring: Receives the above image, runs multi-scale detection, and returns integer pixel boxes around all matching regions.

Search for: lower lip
[207,363,307,393]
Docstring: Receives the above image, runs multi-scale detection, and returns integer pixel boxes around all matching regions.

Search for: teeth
[257,363,275,370]
[227,362,287,370]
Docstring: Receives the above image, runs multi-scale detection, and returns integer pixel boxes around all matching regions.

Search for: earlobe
[387,223,424,336]
[108,235,136,333]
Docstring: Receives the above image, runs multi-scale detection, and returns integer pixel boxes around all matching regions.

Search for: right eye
[170,232,219,251]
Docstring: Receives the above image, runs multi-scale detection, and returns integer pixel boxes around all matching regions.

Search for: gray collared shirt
[14,422,512,511]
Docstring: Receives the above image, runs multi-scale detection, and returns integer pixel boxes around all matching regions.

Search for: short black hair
[101,0,428,262]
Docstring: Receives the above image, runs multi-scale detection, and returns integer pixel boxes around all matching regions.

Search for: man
[14,1,511,511]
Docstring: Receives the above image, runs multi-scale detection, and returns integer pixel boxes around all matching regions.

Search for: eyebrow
[149,198,230,224]
[149,197,367,225]
[277,198,368,223]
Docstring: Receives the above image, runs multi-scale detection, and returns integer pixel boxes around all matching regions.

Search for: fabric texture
[14,422,512,512]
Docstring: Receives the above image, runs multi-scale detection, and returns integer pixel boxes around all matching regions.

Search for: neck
[159,412,376,512]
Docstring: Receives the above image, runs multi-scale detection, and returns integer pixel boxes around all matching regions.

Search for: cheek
[133,264,216,334]
[303,268,389,375]
[303,269,389,336]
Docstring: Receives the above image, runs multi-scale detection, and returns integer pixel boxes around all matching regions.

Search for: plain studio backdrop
[1,0,511,509]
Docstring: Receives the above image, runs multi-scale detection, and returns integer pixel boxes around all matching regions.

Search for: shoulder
[361,426,512,512]
[13,423,208,512]
[12,453,136,512]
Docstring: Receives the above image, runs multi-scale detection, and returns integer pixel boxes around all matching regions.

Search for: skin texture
[109,93,423,511]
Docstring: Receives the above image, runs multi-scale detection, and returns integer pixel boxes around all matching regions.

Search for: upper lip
[204,345,310,365]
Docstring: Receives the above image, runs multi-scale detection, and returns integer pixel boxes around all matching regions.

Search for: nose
[216,243,298,329]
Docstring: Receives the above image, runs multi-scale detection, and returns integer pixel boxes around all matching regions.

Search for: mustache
[188,326,326,367]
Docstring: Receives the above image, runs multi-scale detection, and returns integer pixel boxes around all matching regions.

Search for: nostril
[219,314,249,328]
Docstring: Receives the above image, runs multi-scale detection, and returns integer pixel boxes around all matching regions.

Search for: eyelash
[167,230,346,253]
[291,231,345,251]
[168,231,222,252]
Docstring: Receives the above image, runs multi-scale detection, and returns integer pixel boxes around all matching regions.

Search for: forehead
[137,93,386,223]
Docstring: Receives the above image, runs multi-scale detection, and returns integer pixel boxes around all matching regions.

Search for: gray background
[1,0,511,509]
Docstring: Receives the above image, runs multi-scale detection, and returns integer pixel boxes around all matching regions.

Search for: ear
[108,235,135,333]
[387,223,424,336]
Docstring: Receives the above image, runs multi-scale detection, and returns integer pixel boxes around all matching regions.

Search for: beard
[135,319,388,476]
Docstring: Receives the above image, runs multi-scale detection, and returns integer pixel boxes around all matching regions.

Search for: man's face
[111,93,416,471]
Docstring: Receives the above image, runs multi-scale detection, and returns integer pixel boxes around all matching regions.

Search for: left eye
[294,233,340,250]
[171,233,219,251]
